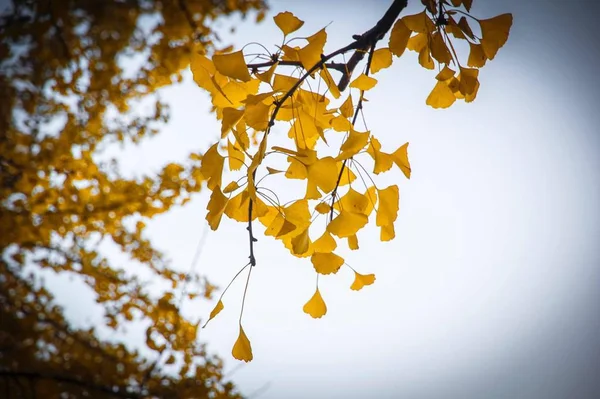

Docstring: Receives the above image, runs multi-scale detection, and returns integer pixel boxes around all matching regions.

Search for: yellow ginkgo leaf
[458,16,475,40]
[366,137,393,174]
[313,231,337,253]
[273,11,304,36]
[430,32,452,64]
[315,202,330,214]
[335,188,369,214]
[389,19,411,57]
[291,228,311,255]
[337,130,370,161]
[339,95,354,118]
[347,234,359,250]
[232,325,253,362]
[418,46,434,70]
[308,156,338,194]
[458,67,479,96]
[311,252,344,275]
[202,300,224,328]
[402,11,435,34]
[380,223,395,241]
[299,29,327,71]
[376,185,399,227]
[303,288,327,318]
[221,107,245,138]
[468,42,487,68]
[227,140,244,171]
[391,143,411,179]
[319,66,340,99]
[273,73,299,92]
[223,181,239,194]
[327,211,368,238]
[213,51,251,82]
[371,48,393,73]
[426,81,456,109]
[244,101,271,131]
[200,143,224,190]
[350,272,375,291]
[479,13,513,60]
[364,186,378,216]
[435,66,456,81]
[349,74,377,91]
[256,62,278,83]
[191,54,217,93]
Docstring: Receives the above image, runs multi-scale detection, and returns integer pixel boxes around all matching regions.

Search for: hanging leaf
[350,272,375,291]
[232,325,253,362]
[311,252,344,275]
[371,48,393,73]
[303,289,327,318]
[213,51,252,82]
[349,74,378,91]
[202,300,224,328]
[389,19,411,57]
[273,11,304,36]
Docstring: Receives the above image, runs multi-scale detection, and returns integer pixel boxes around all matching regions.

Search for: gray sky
[47,0,600,398]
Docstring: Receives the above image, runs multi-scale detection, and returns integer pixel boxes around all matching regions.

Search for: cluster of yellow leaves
[388,0,512,108]
[193,0,511,361]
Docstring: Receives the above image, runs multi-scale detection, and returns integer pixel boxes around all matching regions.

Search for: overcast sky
[47,0,600,398]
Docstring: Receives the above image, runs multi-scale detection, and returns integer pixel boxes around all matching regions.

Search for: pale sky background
[40,0,600,398]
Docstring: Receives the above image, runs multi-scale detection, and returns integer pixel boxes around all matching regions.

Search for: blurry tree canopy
[0,0,265,397]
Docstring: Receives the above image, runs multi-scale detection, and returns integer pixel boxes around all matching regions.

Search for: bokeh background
[23,0,600,398]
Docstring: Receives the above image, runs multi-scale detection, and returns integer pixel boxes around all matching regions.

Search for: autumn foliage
[0,0,512,396]
[194,0,512,362]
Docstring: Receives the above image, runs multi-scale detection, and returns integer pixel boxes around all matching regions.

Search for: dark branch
[247,60,347,73]
[337,0,408,91]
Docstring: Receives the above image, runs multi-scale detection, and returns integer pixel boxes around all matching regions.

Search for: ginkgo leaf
[380,223,395,241]
[245,101,271,131]
[371,48,393,73]
[256,62,278,83]
[376,185,399,227]
[418,46,434,70]
[335,188,369,214]
[435,66,456,81]
[458,67,479,96]
[273,74,299,92]
[403,11,435,34]
[407,32,428,52]
[347,234,359,250]
[337,130,370,160]
[202,300,224,328]
[458,16,476,40]
[206,187,228,230]
[389,19,411,57]
[313,231,337,253]
[213,51,252,82]
[339,95,354,118]
[227,140,244,171]
[286,157,308,180]
[299,29,327,71]
[315,202,330,214]
[308,156,338,194]
[221,107,245,137]
[350,272,375,291]
[311,252,344,275]
[320,66,340,99]
[366,137,393,174]
[273,11,304,36]
[232,325,253,362]
[363,186,378,216]
[266,166,283,175]
[223,181,239,194]
[426,81,456,109]
[303,288,327,318]
[349,74,377,91]
[291,228,311,255]
[191,54,217,93]
[392,143,411,179]
[200,143,224,190]
[479,14,513,60]
[468,42,487,68]
[327,211,368,238]
[430,32,452,64]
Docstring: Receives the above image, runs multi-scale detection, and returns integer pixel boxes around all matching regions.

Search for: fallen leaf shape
[303,288,327,318]
[232,325,253,362]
